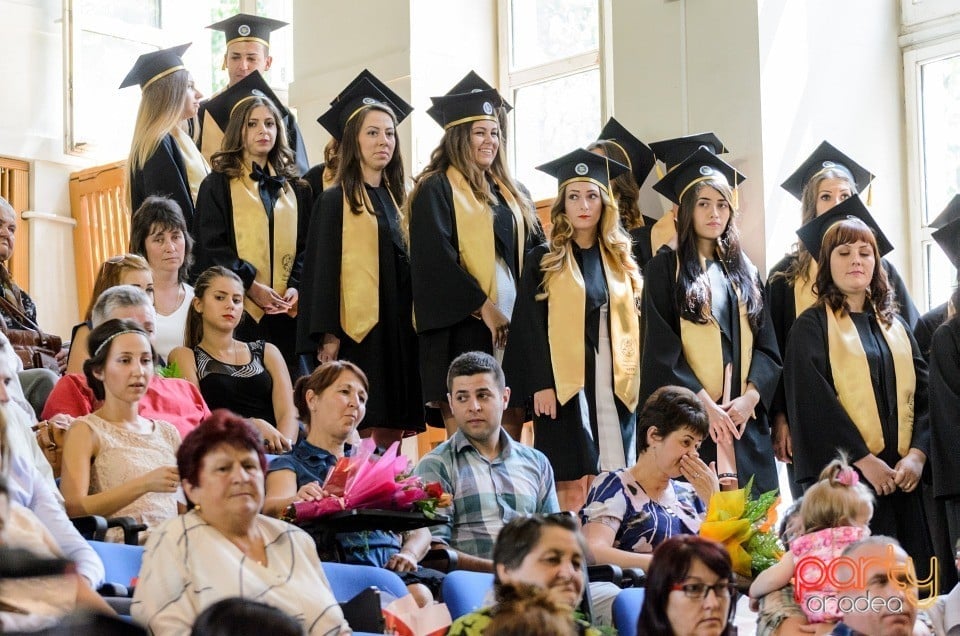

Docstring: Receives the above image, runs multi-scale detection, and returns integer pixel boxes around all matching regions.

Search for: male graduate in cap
[196,13,309,175]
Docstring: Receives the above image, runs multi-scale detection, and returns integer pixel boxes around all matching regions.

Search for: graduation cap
[427,88,505,130]
[202,70,289,133]
[780,140,874,202]
[425,71,513,124]
[536,148,629,195]
[317,71,413,140]
[929,194,960,230]
[596,117,656,186]
[207,13,288,48]
[795,194,894,258]
[651,147,745,207]
[933,217,960,268]
[119,43,190,90]
[649,132,728,173]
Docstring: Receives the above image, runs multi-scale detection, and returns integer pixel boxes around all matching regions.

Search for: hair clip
[836,467,859,487]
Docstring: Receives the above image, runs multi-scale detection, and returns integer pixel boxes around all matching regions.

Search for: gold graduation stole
[825,306,915,457]
[446,165,526,303]
[793,259,818,318]
[650,211,676,255]
[546,246,641,411]
[170,124,210,205]
[340,188,401,343]
[229,168,298,322]
[678,256,753,402]
[200,105,225,166]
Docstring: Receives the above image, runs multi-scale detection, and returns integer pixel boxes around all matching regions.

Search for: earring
[193,503,202,513]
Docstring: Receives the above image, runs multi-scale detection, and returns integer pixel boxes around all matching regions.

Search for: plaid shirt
[414,428,559,558]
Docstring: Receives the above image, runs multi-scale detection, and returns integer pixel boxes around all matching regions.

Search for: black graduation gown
[192,170,310,377]
[928,317,960,500]
[408,172,543,405]
[302,163,328,209]
[640,250,781,493]
[503,243,636,481]
[627,216,668,274]
[296,185,425,433]
[914,302,948,362]
[197,102,310,177]
[784,306,932,572]
[765,254,921,421]
[130,134,196,227]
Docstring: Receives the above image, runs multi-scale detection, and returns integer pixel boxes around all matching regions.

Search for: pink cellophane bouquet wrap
[281,439,452,523]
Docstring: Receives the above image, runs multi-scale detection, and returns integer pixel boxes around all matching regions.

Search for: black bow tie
[250,162,285,198]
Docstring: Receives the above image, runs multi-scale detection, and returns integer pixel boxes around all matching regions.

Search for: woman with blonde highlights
[406,72,541,436]
[504,149,641,511]
[123,44,208,227]
[193,92,310,380]
[784,203,932,577]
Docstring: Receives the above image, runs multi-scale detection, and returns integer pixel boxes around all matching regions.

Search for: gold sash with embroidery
[793,259,818,318]
[825,306,915,457]
[650,211,676,255]
[229,169,298,322]
[170,125,210,205]
[447,166,526,303]
[340,188,401,343]
[546,246,641,411]
[678,257,753,401]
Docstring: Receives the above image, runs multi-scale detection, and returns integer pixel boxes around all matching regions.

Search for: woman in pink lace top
[60,319,182,542]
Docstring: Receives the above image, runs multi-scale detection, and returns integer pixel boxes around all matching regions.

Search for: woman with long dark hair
[297,71,422,447]
[640,149,781,493]
[504,149,641,511]
[405,72,542,436]
[192,75,310,380]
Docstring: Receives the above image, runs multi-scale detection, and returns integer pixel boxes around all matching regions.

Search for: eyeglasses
[671,581,736,600]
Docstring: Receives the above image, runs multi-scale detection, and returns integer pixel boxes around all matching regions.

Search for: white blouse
[132,511,349,635]
[153,283,193,361]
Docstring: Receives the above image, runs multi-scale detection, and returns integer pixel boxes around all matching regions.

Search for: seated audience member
[263,361,439,607]
[169,267,297,453]
[924,538,960,635]
[751,457,874,629]
[480,584,579,636]
[190,598,305,636]
[0,195,64,414]
[829,536,923,636]
[131,411,348,635]
[0,335,58,491]
[0,415,114,631]
[42,286,209,439]
[581,385,718,569]
[59,320,181,542]
[637,535,737,636]
[448,514,598,635]
[128,196,195,361]
[66,254,154,374]
[413,351,560,572]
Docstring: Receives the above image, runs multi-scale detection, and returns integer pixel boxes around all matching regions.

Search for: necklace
[156,282,185,316]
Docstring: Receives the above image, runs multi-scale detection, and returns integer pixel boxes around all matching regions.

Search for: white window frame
[902,27,960,311]
[497,0,612,195]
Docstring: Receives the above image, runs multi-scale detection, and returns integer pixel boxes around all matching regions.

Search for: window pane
[509,0,598,70]
[512,69,601,200]
[78,0,159,26]
[920,53,960,224]
[925,241,955,309]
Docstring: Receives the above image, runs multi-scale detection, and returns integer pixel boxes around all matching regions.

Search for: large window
[904,38,960,310]
[64,0,292,160]
[500,0,606,200]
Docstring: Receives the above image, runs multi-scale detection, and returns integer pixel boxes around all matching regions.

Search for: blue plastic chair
[89,540,145,592]
[440,570,495,620]
[612,587,646,636]
[320,561,409,603]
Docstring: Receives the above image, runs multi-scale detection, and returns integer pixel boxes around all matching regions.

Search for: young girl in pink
[749,456,874,624]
